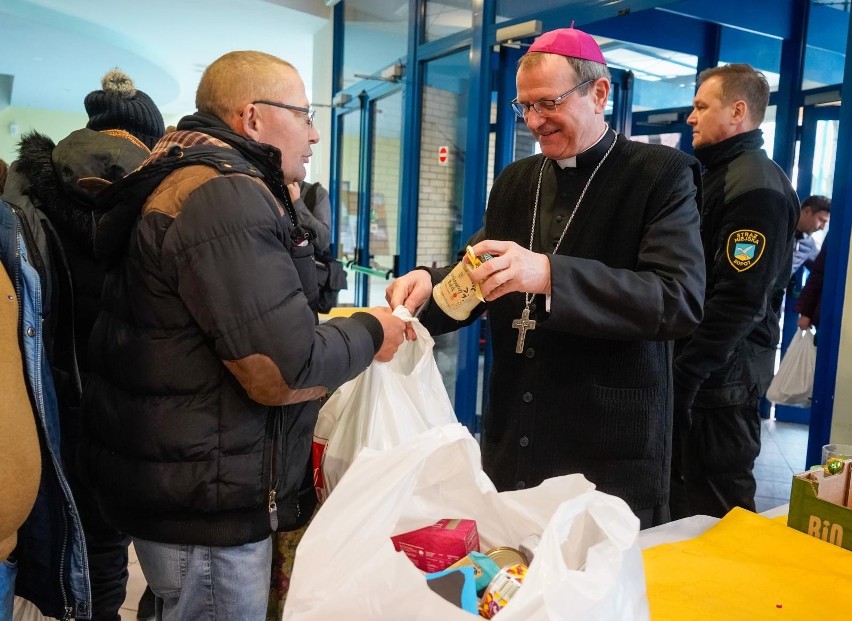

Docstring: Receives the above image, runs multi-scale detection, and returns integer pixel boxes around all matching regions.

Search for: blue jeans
[0,557,16,620]
[133,536,272,621]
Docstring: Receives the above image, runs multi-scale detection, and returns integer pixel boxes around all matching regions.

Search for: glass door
[333,88,402,307]
[797,104,841,199]
[335,109,361,306]
[775,101,840,424]
[416,49,471,404]
[365,90,402,306]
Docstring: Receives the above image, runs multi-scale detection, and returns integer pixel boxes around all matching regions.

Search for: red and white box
[391,519,480,573]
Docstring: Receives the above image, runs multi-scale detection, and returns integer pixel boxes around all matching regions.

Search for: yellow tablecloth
[318,307,369,319]
[643,507,852,619]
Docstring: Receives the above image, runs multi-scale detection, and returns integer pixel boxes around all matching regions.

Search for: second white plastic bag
[766,329,817,407]
[313,306,457,501]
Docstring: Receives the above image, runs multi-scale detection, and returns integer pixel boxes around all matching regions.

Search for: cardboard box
[787,459,852,551]
[391,519,479,572]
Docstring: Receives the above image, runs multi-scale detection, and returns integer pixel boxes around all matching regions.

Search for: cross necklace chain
[512,129,617,354]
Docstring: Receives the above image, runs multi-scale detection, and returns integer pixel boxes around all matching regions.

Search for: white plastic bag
[285,424,649,621]
[312,306,457,501]
[767,328,817,407]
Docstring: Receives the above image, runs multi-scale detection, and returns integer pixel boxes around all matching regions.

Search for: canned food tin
[478,563,527,619]
[484,546,529,569]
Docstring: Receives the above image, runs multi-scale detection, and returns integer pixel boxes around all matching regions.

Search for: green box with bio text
[787,459,852,552]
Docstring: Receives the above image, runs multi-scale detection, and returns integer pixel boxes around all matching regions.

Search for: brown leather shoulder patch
[142,165,221,219]
[223,354,328,406]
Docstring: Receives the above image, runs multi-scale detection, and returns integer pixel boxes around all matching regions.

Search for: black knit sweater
[421,134,705,516]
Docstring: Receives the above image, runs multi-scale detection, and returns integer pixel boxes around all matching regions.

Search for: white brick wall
[416,86,460,266]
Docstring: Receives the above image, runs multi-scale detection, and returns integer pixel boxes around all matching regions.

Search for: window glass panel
[602,39,697,111]
[424,0,472,42]
[343,0,408,90]
[366,91,403,305]
[514,118,538,160]
[417,49,468,267]
[811,117,839,198]
[803,0,847,88]
[761,105,777,160]
[336,111,360,306]
[417,49,470,400]
[631,133,683,150]
[718,28,782,92]
[495,0,563,21]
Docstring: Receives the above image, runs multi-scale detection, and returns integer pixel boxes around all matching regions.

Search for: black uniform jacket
[674,129,799,396]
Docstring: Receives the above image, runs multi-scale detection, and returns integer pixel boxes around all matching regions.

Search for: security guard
[672,63,799,518]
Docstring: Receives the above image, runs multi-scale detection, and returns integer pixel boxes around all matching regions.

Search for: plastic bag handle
[392,305,433,345]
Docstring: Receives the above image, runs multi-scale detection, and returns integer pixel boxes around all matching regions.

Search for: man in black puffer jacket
[672,64,799,519]
[81,51,406,620]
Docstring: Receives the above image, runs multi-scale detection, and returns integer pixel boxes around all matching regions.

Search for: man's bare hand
[287,181,301,202]
[367,306,407,362]
[468,240,551,301]
[386,270,433,315]
[797,315,812,330]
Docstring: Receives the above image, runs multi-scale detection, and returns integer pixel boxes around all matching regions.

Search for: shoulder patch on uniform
[726,229,766,272]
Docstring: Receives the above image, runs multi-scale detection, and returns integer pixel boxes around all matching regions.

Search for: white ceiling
[0,0,330,118]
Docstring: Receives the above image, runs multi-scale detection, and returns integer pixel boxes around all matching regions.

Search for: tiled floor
[754,418,810,513]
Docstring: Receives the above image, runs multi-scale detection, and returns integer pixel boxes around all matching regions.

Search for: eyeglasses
[252,100,316,126]
[510,79,594,118]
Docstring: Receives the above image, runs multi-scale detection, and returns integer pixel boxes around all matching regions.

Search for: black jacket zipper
[264,409,281,531]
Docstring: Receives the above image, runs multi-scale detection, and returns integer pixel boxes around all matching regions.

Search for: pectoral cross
[512,306,536,354]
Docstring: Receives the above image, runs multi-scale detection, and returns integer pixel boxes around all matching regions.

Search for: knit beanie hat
[84,69,165,150]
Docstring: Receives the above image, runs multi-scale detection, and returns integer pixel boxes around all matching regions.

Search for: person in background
[778,194,830,382]
[288,179,330,253]
[387,26,705,529]
[796,235,829,335]
[81,50,406,619]
[0,263,41,621]
[290,179,348,314]
[0,159,8,193]
[5,68,165,620]
[672,64,799,519]
[790,195,830,276]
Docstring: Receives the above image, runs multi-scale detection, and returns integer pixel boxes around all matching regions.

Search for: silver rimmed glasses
[252,100,316,126]
[510,79,594,118]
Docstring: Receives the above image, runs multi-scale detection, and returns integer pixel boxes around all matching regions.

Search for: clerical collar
[555,125,612,169]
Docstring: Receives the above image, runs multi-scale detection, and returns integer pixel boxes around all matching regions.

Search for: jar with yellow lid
[433,246,492,321]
